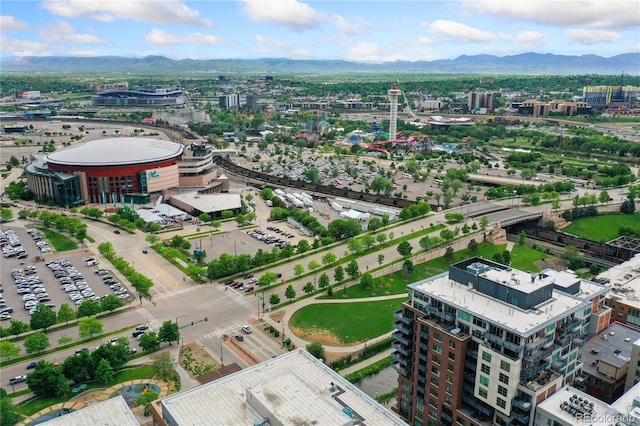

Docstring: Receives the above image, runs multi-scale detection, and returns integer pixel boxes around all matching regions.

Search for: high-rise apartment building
[393,257,609,426]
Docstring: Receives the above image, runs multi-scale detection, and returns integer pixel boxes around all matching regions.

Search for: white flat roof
[45,137,183,166]
[536,385,610,426]
[160,349,404,426]
[170,192,241,213]
[41,395,138,426]
[411,272,589,336]
[597,253,640,309]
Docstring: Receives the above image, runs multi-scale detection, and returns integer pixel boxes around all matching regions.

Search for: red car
[244,286,254,293]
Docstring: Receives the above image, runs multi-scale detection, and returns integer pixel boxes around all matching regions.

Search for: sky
[1,0,639,62]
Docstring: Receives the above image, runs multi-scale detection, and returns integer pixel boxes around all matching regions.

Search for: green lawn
[510,245,547,272]
[39,228,78,251]
[16,365,155,416]
[290,299,403,344]
[563,213,640,242]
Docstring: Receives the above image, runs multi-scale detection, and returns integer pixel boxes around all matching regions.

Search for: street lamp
[219,339,224,367]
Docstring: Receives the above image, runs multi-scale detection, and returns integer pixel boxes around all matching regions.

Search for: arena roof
[45,137,184,167]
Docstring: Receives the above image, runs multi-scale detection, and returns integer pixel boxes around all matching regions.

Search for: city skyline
[1,0,639,62]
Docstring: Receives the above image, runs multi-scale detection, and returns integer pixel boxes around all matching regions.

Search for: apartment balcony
[418,352,428,362]
[391,361,408,377]
[419,330,429,340]
[551,357,568,372]
[464,360,477,371]
[511,398,532,411]
[392,331,411,347]
[557,318,581,335]
[462,395,493,417]
[419,341,429,352]
[425,306,455,325]
[464,372,476,383]
[391,351,409,367]
[418,363,427,373]
[523,347,552,367]
[526,334,554,352]
[393,321,412,335]
[394,310,414,325]
[441,411,453,423]
[466,349,478,360]
[417,375,426,385]
[392,341,411,357]
[511,411,530,424]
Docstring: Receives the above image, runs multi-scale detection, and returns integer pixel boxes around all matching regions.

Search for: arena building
[25,137,185,207]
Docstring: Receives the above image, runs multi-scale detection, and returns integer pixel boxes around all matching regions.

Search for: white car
[241,325,252,334]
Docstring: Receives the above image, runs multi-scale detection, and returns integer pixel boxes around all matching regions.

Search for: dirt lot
[179,343,218,379]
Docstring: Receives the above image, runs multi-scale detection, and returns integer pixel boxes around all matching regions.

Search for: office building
[151,349,404,426]
[583,86,638,108]
[92,85,185,107]
[392,257,609,426]
[598,254,640,328]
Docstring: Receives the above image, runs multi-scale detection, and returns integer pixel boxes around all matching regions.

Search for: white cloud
[422,20,497,43]
[240,0,323,31]
[342,41,385,62]
[499,31,548,48]
[566,29,622,45]
[465,1,640,29]
[41,0,212,28]
[67,48,98,57]
[333,14,370,35]
[145,29,222,45]
[1,16,29,31]
[416,36,437,45]
[255,35,289,49]
[39,20,107,44]
[0,35,48,56]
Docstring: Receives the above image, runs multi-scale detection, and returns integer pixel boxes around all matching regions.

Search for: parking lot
[0,226,133,323]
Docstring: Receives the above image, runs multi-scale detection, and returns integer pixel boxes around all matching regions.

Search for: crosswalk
[227,287,256,311]
[153,285,202,301]
[196,321,247,343]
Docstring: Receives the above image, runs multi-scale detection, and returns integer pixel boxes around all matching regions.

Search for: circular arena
[25,138,184,206]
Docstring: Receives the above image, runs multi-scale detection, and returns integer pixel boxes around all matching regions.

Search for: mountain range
[2,52,638,75]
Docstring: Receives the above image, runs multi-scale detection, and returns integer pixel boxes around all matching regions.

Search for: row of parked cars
[1,229,28,259]
[28,228,51,254]
[10,265,54,317]
[46,259,100,306]
[95,268,131,300]
[246,229,293,250]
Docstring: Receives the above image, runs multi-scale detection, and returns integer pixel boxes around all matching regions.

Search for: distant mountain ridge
[2,52,638,75]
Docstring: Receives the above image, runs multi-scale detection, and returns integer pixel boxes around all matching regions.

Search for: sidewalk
[338,347,394,376]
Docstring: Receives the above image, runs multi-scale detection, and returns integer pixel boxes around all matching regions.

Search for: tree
[101,294,124,312]
[92,338,131,370]
[95,359,114,384]
[397,241,413,258]
[269,293,281,306]
[284,284,296,301]
[57,303,76,325]
[440,229,455,243]
[26,361,70,397]
[334,265,345,284]
[296,239,311,254]
[502,250,511,265]
[367,217,382,232]
[139,332,160,353]
[517,231,527,246]
[347,238,364,254]
[371,176,393,195]
[78,317,103,339]
[293,264,305,277]
[479,215,489,233]
[308,260,321,284]
[306,341,326,361]
[402,259,414,276]
[564,245,585,269]
[321,252,337,266]
[552,197,561,212]
[361,234,376,250]
[345,260,360,281]
[58,336,73,345]
[0,341,20,360]
[598,190,611,205]
[30,305,57,332]
[444,247,455,264]
[621,198,636,214]
[303,282,314,294]
[158,320,180,345]
[8,319,29,337]
[378,253,385,267]
[467,239,479,255]
[62,351,95,384]
[360,272,374,289]
[24,332,50,354]
[376,232,387,245]
[258,271,278,287]
[136,390,160,416]
[151,352,176,380]
[318,273,330,289]
[77,299,102,317]
[1,393,24,425]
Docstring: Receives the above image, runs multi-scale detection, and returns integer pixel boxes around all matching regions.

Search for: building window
[499,373,509,385]
[428,409,438,420]
[479,387,488,399]
[433,344,442,354]
[415,412,424,421]
[481,363,491,374]
[432,355,440,365]
[429,398,438,408]
[496,397,507,409]
[449,340,456,349]
[447,363,455,372]
[546,324,555,332]
[458,311,472,322]
[446,374,453,384]
[500,360,510,372]
[434,332,442,342]
[445,396,452,406]
[480,376,489,386]
[446,386,453,395]
[498,385,508,397]
[431,377,439,387]
[416,398,425,410]
[448,352,455,361]
[456,417,467,426]
[482,352,492,362]
[431,366,440,376]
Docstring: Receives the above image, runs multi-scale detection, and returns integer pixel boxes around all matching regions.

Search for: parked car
[9,375,27,385]
[234,334,244,342]
[241,325,252,334]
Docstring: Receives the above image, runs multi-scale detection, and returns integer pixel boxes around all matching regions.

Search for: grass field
[16,365,155,416]
[510,244,547,272]
[290,299,403,344]
[563,213,640,242]
[38,228,78,251]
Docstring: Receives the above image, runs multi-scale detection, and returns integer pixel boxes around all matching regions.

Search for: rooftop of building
[409,258,607,337]
[40,395,138,426]
[45,137,184,167]
[536,384,610,425]
[610,379,640,422]
[169,191,241,213]
[159,349,404,426]
[597,253,640,309]
[580,322,640,380]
